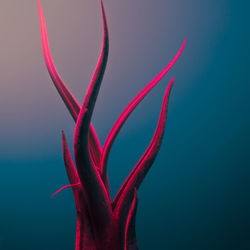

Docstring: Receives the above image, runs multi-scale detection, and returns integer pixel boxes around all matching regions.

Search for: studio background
[0,0,249,249]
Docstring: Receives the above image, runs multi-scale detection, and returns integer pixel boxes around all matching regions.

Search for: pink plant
[37,0,186,249]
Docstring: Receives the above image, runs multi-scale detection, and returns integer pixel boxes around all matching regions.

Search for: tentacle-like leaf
[62,131,86,213]
[113,78,175,209]
[62,131,80,184]
[125,188,138,250]
[37,0,102,168]
[37,0,80,120]
[100,39,186,189]
[62,132,94,249]
[73,0,112,226]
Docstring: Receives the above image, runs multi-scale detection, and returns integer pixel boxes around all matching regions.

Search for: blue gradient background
[0,0,249,249]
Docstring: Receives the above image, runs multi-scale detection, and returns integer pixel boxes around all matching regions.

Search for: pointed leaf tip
[51,183,81,198]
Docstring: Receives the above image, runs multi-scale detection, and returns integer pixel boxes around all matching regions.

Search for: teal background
[0,0,249,249]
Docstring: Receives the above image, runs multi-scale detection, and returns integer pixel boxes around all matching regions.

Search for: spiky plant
[37,0,186,249]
